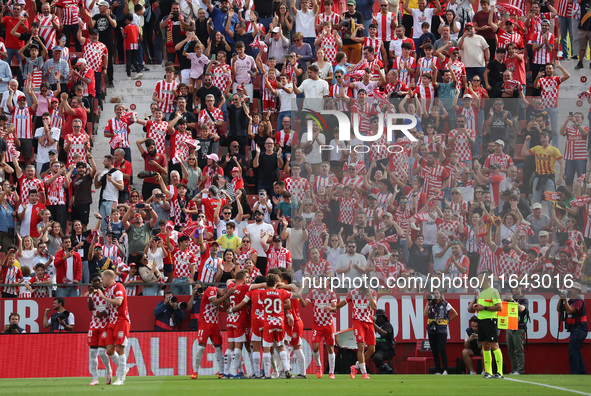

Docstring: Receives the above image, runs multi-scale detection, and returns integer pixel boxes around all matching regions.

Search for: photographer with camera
[186,283,204,331]
[423,289,458,375]
[2,313,25,333]
[43,297,75,332]
[154,291,187,331]
[504,286,529,375]
[556,282,588,374]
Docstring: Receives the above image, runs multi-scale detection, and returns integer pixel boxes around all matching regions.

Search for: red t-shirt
[2,16,28,49]
[141,151,167,184]
[62,107,88,139]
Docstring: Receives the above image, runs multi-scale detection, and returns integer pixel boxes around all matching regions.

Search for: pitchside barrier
[0,293,589,377]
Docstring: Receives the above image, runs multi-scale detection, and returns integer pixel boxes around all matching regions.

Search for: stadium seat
[251,98,259,114]
[247,194,258,209]
[218,121,228,138]
[466,356,483,374]
[514,144,525,162]
[271,220,279,233]
[253,74,262,93]
[279,170,288,181]
[516,167,524,186]
[406,340,434,374]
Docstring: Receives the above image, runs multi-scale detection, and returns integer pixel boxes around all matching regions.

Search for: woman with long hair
[17,235,36,272]
[216,249,237,283]
[236,236,257,269]
[273,2,293,38]
[136,251,164,296]
[311,48,334,82]
[41,221,64,256]
[206,31,231,59]
[423,289,458,375]
[180,155,202,197]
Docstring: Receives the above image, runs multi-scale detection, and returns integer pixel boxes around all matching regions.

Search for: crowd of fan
[0,0,590,299]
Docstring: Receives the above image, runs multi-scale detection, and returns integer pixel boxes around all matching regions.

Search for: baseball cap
[347,0,356,4]
[572,282,582,291]
[51,97,59,103]
[367,193,377,200]
[532,202,542,210]
[272,235,281,242]
[463,93,473,99]
[76,58,87,65]
[271,26,280,33]
[560,249,572,257]
[97,0,109,6]
[494,139,505,147]
[17,95,26,101]
[89,28,99,35]
[231,167,240,172]
[528,246,540,255]
[448,46,459,53]
[93,243,102,249]
[502,236,512,243]
[52,46,63,51]
[210,241,220,246]
[206,153,219,162]
[465,22,474,27]
[48,149,58,155]
[538,231,549,237]
[254,208,264,215]
[505,19,515,24]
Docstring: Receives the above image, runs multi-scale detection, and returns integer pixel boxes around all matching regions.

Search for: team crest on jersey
[118,331,124,339]
[102,332,107,339]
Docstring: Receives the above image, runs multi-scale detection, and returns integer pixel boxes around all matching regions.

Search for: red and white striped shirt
[417,56,440,79]
[477,241,494,273]
[341,175,363,189]
[420,160,450,197]
[1,266,22,296]
[50,107,64,130]
[363,206,385,228]
[529,32,555,64]
[374,12,397,42]
[414,83,436,113]
[262,76,278,107]
[57,0,82,25]
[12,107,34,139]
[313,174,339,190]
[362,37,384,62]
[153,80,178,113]
[65,133,89,168]
[146,120,169,154]
[266,246,292,274]
[484,153,514,170]
[44,173,66,205]
[199,255,221,284]
[456,104,478,134]
[527,12,551,42]
[564,125,588,161]
[582,203,591,239]
[462,226,478,253]
[392,56,417,87]
[316,12,340,27]
[497,28,524,50]
[36,14,59,50]
[556,0,575,17]
[105,117,132,149]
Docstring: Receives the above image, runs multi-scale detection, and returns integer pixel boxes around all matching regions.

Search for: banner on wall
[2,294,590,343]
[0,331,321,378]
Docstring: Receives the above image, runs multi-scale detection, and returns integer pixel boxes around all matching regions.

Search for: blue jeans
[532,175,556,217]
[472,108,485,158]
[142,284,161,296]
[400,238,410,266]
[466,67,485,83]
[565,159,587,186]
[99,199,116,234]
[82,261,89,284]
[568,326,588,374]
[6,48,22,82]
[154,33,163,64]
[558,16,574,59]
[137,41,145,69]
[56,286,79,297]
[258,16,274,32]
[547,107,559,146]
[94,71,103,109]
[171,277,192,296]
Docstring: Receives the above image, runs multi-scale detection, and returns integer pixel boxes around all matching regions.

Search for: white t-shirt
[285,228,305,260]
[147,247,165,270]
[252,199,273,224]
[336,253,367,282]
[460,35,489,67]
[19,249,36,271]
[277,82,296,112]
[18,204,34,236]
[1,89,24,113]
[246,221,274,257]
[216,218,238,238]
[295,9,316,38]
[298,78,329,110]
[98,169,123,202]
[411,8,435,38]
[34,127,61,164]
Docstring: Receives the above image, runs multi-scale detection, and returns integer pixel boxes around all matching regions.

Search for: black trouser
[143,18,155,63]
[371,349,394,372]
[94,71,103,109]
[142,181,160,201]
[58,137,67,164]
[115,21,125,63]
[106,44,115,84]
[428,331,449,373]
[485,38,496,58]
[62,24,82,52]
[47,204,68,233]
[256,256,267,276]
[126,49,141,76]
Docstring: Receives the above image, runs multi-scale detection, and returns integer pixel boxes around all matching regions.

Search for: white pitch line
[503,377,591,395]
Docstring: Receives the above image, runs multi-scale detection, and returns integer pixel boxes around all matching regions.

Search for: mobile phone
[569,112,573,117]
[136,203,145,209]
[156,193,164,198]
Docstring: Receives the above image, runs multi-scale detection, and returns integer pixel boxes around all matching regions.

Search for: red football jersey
[105,282,130,324]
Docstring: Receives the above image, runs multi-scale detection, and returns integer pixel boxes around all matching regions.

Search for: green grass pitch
[3,375,591,395]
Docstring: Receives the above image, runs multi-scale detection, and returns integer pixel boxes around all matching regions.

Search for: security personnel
[372,309,395,374]
[505,286,529,375]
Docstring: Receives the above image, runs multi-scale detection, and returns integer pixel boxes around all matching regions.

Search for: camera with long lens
[8,323,19,332]
[56,311,70,321]
[426,294,436,302]
[556,289,569,298]
[170,296,187,310]
[428,321,437,332]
